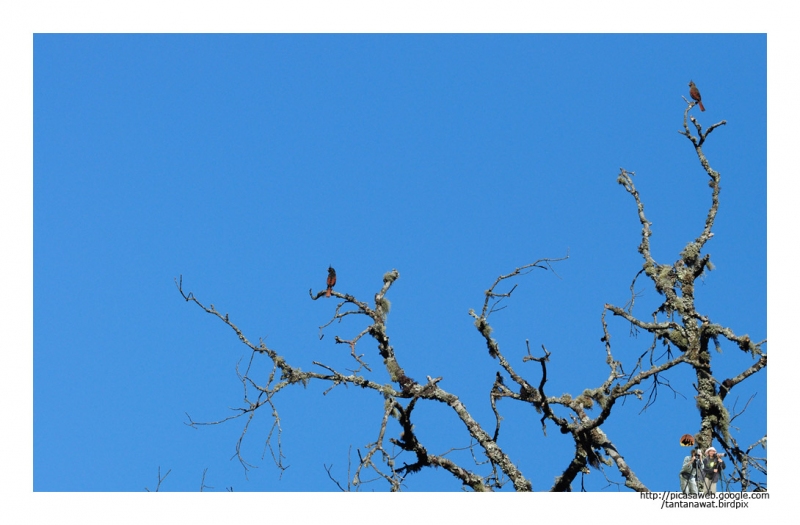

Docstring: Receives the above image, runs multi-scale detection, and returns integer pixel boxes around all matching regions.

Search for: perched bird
[688,81,705,111]
[680,433,696,447]
[326,266,337,297]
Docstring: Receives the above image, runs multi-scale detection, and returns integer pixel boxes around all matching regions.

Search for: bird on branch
[326,266,337,297]
[688,80,705,111]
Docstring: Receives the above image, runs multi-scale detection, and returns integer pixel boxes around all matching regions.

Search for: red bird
[688,81,705,111]
[326,266,336,297]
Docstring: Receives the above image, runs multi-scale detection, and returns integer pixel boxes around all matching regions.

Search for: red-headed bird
[326,266,337,297]
[688,81,705,111]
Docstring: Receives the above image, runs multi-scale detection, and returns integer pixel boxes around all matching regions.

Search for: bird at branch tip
[688,81,705,112]
[326,266,336,297]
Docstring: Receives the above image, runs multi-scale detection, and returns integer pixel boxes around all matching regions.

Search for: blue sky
[30,32,768,495]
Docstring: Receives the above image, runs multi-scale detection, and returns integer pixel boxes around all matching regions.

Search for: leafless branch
[174,101,764,492]
[144,466,171,492]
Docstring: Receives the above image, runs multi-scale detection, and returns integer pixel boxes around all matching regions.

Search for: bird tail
[326,288,332,297]
[699,101,705,112]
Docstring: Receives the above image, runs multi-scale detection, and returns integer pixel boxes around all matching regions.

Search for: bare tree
[175,97,766,492]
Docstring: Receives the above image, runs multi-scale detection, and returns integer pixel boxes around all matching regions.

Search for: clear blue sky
[32,33,766,494]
